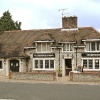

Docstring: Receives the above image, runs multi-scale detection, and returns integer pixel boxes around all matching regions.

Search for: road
[0,82,100,100]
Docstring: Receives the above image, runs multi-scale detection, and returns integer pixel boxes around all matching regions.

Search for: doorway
[10,60,19,72]
[65,59,72,75]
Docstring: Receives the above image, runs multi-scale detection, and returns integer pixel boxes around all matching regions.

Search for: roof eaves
[59,41,76,44]
[33,40,55,43]
[82,39,100,42]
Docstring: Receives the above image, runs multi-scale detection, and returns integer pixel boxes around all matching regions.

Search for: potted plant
[56,67,62,77]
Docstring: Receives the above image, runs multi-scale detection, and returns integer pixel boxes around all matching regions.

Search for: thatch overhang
[0,27,99,58]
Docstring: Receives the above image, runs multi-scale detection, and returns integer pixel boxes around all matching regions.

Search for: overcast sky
[0,0,100,31]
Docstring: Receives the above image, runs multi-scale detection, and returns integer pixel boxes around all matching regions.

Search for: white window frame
[33,58,55,70]
[85,41,100,52]
[82,58,100,70]
[36,43,51,53]
[62,43,74,52]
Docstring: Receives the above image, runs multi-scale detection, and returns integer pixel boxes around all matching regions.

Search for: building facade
[0,16,100,76]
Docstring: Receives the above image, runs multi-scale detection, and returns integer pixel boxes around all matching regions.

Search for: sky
[0,0,100,31]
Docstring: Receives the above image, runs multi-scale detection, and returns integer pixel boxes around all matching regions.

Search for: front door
[10,60,19,72]
[65,59,72,75]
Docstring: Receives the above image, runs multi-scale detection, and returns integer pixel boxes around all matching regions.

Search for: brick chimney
[62,16,77,29]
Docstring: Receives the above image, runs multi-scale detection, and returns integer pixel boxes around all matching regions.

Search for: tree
[0,10,21,33]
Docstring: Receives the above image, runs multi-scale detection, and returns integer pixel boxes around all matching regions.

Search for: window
[97,42,100,51]
[0,61,2,69]
[83,59,100,69]
[42,43,46,51]
[63,44,73,51]
[83,60,87,69]
[34,59,54,69]
[50,60,54,68]
[95,59,99,69]
[89,60,93,69]
[37,43,51,52]
[35,60,38,68]
[40,60,43,68]
[35,60,43,68]
[45,60,49,68]
[37,43,41,52]
[86,42,100,51]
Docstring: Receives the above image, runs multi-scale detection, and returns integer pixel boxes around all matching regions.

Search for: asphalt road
[0,82,100,100]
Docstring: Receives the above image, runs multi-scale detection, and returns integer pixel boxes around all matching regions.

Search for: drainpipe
[59,48,60,72]
[75,46,78,69]
[56,46,61,73]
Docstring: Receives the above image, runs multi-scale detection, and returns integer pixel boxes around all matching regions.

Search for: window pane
[91,42,95,51]
[63,44,66,51]
[66,44,69,51]
[63,44,71,51]
[70,44,73,51]
[40,60,43,68]
[89,60,93,69]
[97,42,100,51]
[83,60,87,69]
[45,60,49,68]
[37,43,41,52]
[11,63,13,66]
[0,61,2,69]
[86,42,90,51]
[47,43,50,52]
[42,43,46,51]
[95,59,99,69]
[50,60,54,68]
[35,60,38,68]
[16,63,18,66]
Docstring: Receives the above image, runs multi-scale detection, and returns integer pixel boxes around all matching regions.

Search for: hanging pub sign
[33,53,55,58]
[82,52,100,57]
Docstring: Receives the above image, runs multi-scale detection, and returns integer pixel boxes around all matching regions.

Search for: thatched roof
[0,27,100,58]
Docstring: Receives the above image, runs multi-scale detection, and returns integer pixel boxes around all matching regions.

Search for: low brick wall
[9,71,56,81]
[70,71,100,82]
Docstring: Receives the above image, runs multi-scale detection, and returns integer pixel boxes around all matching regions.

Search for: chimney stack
[62,16,77,29]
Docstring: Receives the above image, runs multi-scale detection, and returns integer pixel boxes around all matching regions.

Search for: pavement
[0,75,100,85]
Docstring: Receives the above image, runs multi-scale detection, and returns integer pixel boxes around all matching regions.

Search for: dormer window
[37,43,51,52]
[86,42,100,51]
[63,44,73,51]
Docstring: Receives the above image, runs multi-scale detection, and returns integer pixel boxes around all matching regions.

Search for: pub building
[0,16,100,77]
